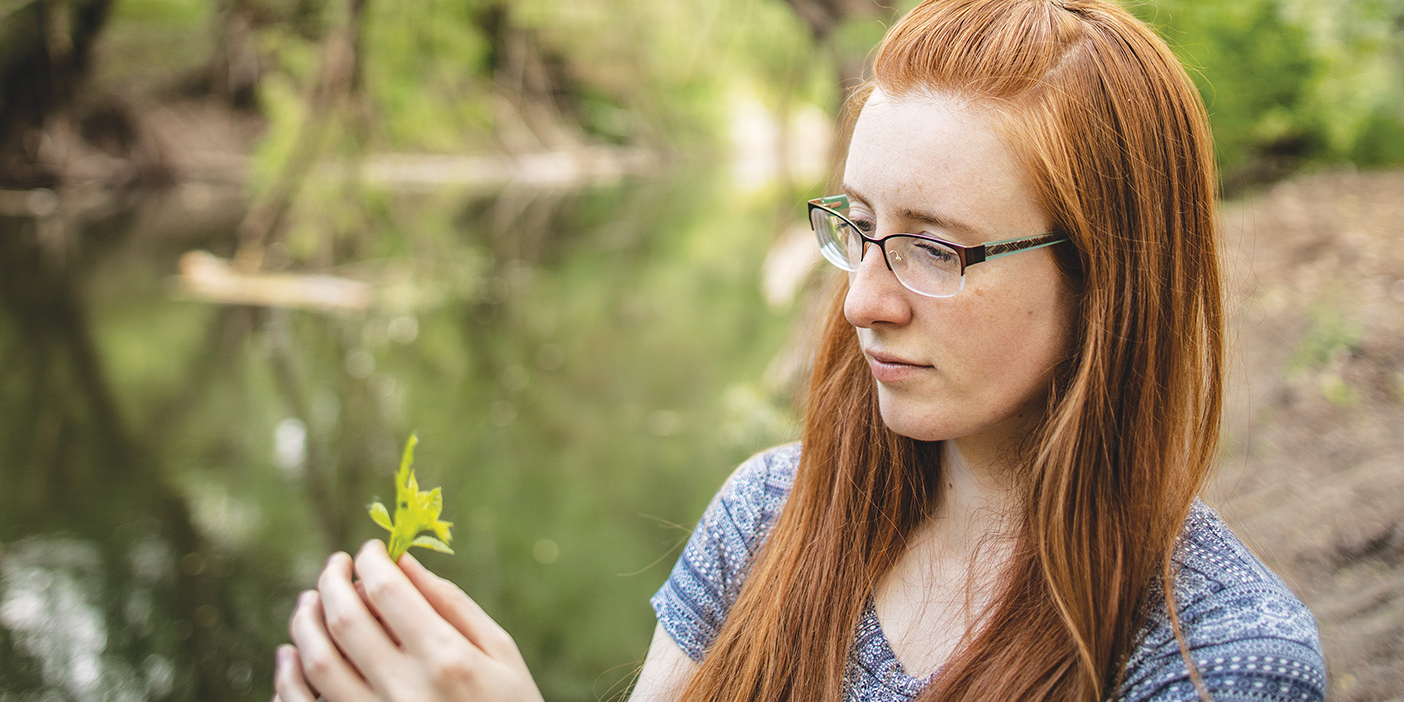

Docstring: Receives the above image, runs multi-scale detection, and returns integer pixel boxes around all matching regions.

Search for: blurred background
[0,0,1401,700]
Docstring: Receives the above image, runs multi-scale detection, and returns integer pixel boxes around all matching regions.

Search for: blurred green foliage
[91,0,214,90]
[232,0,828,157]
[72,0,1404,188]
[1134,0,1404,183]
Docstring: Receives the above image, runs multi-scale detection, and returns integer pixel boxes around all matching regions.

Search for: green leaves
[368,434,455,561]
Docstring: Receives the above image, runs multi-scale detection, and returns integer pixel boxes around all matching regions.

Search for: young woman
[274,1,1326,700]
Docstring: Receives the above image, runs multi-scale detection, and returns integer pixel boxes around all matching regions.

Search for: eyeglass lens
[811,208,964,297]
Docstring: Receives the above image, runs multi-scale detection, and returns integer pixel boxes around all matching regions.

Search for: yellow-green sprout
[369,434,454,561]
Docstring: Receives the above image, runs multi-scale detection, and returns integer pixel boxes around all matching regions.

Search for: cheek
[958,286,1074,397]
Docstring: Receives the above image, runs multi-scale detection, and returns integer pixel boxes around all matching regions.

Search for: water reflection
[2,539,109,697]
[0,168,805,700]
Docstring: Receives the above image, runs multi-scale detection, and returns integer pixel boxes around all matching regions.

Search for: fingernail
[298,590,315,607]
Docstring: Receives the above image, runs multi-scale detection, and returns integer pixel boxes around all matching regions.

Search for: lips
[863,348,930,383]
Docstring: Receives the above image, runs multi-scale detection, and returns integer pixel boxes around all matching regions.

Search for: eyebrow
[842,183,984,240]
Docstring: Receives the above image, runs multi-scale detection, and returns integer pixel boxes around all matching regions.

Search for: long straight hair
[678,1,1223,700]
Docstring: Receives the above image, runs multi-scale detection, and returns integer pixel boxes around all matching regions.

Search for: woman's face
[842,89,1076,456]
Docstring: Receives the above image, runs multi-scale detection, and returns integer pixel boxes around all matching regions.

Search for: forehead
[842,89,1041,233]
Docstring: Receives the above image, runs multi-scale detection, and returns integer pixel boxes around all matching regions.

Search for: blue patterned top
[651,443,1326,701]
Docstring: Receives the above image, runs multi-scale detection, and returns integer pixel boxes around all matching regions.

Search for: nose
[844,241,913,328]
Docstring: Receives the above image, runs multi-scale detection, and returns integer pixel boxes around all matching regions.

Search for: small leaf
[410,535,455,554]
[370,433,455,560]
[369,502,393,531]
[398,433,418,482]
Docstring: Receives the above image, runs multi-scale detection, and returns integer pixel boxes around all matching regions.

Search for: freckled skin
[842,90,1076,463]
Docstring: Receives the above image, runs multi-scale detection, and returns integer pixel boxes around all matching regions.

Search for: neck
[870,437,1025,676]
[931,438,1023,542]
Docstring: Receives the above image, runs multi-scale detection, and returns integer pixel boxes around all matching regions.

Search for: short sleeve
[1116,585,1325,701]
[1115,504,1327,702]
[649,443,799,661]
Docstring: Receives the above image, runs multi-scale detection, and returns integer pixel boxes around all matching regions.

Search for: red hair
[680,1,1223,700]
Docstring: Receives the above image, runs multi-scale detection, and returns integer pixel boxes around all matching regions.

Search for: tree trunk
[0,0,115,187]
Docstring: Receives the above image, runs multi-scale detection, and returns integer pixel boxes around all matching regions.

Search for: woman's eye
[849,218,876,234]
[911,241,957,264]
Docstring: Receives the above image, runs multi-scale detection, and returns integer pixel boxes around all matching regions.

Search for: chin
[875,391,1037,447]
[881,421,950,443]
[876,398,951,443]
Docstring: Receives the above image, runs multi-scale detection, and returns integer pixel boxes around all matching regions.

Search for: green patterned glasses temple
[807,194,1068,298]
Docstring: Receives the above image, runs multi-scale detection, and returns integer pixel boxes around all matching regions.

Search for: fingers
[398,550,521,663]
[283,545,542,702]
[355,579,402,647]
[315,552,410,694]
[352,540,477,661]
[287,590,376,701]
[272,644,320,702]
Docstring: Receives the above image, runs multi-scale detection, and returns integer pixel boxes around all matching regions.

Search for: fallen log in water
[174,250,372,312]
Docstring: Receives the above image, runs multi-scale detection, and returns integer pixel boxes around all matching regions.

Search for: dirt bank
[1213,169,1404,702]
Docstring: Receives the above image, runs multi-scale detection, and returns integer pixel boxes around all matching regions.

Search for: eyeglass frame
[807,194,1068,298]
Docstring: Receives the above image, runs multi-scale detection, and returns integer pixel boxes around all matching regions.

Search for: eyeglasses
[807,194,1067,298]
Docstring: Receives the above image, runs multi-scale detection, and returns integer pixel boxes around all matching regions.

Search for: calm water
[0,168,807,700]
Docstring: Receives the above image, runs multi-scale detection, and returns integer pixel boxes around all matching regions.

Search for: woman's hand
[273,540,544,702]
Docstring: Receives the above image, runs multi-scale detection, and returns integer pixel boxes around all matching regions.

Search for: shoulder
[681,442,799,598]
[696,442,799,544]
[649,443,800,661]
[1115,501,1326,702]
